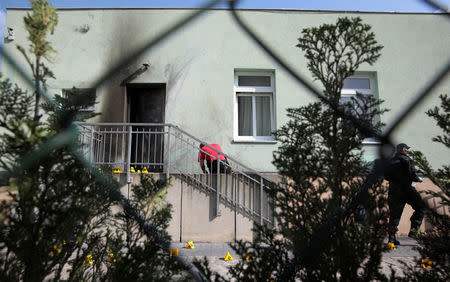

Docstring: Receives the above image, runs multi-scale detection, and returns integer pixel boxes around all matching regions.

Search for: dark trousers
[388,182,427,234]
[206,159,231,174]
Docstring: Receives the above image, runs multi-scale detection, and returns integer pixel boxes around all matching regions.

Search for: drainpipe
[260,176,263,225]
[126,125,132,183]
[166,126,171,180]
[216,154,221,217]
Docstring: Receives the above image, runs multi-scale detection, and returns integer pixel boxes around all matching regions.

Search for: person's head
[396,143,410,155]
[199,143,206,150]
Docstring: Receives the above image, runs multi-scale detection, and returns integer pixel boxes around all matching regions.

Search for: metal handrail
[169,124,278,184]
[77,122,277,183]
[76,122,277,225]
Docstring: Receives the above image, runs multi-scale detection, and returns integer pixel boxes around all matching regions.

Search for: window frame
[341,74,375,96]
[234,71,275,142]
[62,88,96,112]
[340,73,380,144]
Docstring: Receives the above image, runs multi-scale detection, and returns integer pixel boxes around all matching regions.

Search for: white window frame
[234,71,275,142]
[341,73,380,144]
[62,88,96,111]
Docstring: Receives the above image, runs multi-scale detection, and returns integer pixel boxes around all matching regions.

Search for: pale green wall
[2,8,449,171]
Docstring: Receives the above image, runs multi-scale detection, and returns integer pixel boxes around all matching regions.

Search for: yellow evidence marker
[421,258,432,269]
[185,241,195,249]
[170,248,179,256]
[387,242,397,250]
[245,251,255,261]
[224,252,233,261]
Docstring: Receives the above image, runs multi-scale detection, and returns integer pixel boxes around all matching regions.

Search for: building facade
[2,8,449,171]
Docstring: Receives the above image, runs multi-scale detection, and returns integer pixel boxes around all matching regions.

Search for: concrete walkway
[380,236,422,278]
[172,237,422,280]
[383,236,420,257]
[173,237,420,257]
[170,242,239,258]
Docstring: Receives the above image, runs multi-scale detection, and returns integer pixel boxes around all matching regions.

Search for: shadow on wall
[99,11,150,123]
[165,55,194,123]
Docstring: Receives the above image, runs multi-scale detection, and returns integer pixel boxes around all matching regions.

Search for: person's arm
[409,159,422,182]
[200,161,206,173]
[402,155,421,182]
[198,151,207,173]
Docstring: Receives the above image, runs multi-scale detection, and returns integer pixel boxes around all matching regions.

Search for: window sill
[362,138,381,145]
[233,138,277,144]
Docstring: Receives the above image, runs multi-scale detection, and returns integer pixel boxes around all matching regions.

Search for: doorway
[127,84,166,172]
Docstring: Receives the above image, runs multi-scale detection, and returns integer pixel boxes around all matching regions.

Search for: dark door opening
[127,84,166,172]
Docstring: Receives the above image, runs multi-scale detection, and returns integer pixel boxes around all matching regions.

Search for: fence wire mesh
[0,0,449,281]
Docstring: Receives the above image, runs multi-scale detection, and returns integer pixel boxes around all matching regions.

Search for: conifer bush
[195,17,391,281]
[404,94,450,281]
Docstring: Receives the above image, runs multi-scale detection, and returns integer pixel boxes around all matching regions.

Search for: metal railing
[77,122,276,225]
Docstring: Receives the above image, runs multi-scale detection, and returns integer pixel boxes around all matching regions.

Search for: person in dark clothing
[385,143,426,245]
[198,143,231,174]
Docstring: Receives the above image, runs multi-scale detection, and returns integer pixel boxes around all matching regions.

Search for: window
[340,73,379,144]
[62,88,96,111]
[234,72,275,142]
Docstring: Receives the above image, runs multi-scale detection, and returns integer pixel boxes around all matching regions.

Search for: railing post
[216,153,221,217]
[89,127,94,162]
[126,125,132,183]
[166,126,171,180]
[260,176,263,225]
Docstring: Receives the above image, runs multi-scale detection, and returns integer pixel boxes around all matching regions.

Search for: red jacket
[198,143,226,162]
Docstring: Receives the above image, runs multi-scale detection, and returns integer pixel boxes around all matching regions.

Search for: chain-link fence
[0,0,449,281]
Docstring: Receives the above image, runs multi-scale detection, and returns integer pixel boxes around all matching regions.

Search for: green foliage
[0,74,114,279]
[22,0,58,60]
[266,101,388,281]
[0,95,183,280]
[0,73,40,172]
[405,94,450,281]
[268,17,388,280]
[426,94,450,150]
[16,0,57,75]
[297,17,383,101]
[409,95,449,194]
[196,17,389,281]
[0,154,113,281]
[42,87,99,130]
[16,0,58,120]
[0,74,33,129]
[100,176,183,282]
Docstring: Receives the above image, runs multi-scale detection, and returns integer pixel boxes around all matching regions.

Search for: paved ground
[171,237,422,280]
[380,236,422,278]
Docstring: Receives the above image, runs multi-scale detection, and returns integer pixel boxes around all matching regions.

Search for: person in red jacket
[198,143,231,174]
